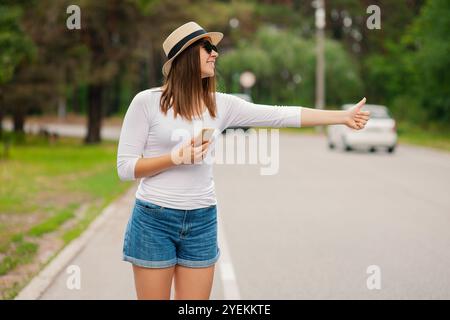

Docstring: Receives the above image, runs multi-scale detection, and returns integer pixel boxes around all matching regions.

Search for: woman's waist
[136,180,217,210]
[141,164,212,186]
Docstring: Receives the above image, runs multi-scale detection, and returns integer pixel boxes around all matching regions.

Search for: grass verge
[0,133,132,299]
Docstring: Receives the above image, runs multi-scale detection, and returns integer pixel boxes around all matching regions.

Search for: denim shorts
[122,198,220,268]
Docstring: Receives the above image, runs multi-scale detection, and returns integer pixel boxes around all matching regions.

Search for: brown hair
[160,38,217,121]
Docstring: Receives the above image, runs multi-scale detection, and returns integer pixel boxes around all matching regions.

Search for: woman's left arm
[301,98,370,129]
[221,93,370,130]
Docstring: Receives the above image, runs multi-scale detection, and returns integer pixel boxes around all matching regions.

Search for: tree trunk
[71,85,80,113]
[13,106,25,133]
[58,94,67,120]
[147,40,155,87]
[0,95,3,138]
[112,73,121,115]
[85,84,103,144]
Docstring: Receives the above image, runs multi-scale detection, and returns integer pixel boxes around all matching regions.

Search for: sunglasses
[202,40,218,54]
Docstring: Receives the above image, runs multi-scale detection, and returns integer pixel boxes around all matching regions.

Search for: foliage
[0,0,448,134]
[0,3,35,84]
[218,26,362,107]
[406,0,450,125]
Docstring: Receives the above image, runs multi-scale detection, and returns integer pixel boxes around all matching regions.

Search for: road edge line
[217,206,241,300]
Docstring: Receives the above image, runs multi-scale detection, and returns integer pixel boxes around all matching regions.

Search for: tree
[71,0,145,143]
[218,26,362,108]
[406,0,450,125]
[0,1,35,135]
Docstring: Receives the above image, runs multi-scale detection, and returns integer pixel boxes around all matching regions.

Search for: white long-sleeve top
[117,87,302,209]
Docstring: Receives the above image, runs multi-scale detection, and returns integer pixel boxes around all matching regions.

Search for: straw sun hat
[162,21,223,77]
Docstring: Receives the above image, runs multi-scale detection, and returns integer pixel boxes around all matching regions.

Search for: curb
[14,185,136,300]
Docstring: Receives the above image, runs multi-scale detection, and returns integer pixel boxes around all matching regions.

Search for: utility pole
[315,0,326,134]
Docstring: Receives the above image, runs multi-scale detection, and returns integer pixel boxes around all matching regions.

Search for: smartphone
[193,128,215,146]
[201,128,215,142]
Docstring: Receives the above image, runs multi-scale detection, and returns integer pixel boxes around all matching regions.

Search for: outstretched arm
[221,94,370,131]
[301,98,370,129]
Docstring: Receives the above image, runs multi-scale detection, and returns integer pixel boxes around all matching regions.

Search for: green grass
[396,121,450,152]
[1,282,22,301]
[27,204,79,237]
[0,239,38,276]
[0,133,132,299]
[62,202,103,244]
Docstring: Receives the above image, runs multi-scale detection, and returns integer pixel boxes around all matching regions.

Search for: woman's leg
[173,264,216,300]
[132,264,175,300]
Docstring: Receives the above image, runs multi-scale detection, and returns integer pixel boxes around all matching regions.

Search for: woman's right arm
[117,91,153,181]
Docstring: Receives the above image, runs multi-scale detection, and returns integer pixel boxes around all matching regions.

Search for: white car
[327,104,398,153]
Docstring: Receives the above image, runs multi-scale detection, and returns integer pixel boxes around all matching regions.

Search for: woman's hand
[171,138,210,165]
[344,97,370,130]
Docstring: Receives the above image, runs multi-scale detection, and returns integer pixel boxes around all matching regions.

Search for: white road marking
[169,206,240,300]
[217,206,241,299]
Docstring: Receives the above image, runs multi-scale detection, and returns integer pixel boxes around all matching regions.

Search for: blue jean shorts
[122,198,220,268]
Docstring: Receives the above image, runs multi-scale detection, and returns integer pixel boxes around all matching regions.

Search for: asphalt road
[13,124,450,299]
[214,133,450,299]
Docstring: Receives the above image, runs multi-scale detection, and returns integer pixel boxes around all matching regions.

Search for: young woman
[117,21,370,300]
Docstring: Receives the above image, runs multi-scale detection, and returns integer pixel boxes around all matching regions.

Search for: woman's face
[199,37,219,79]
